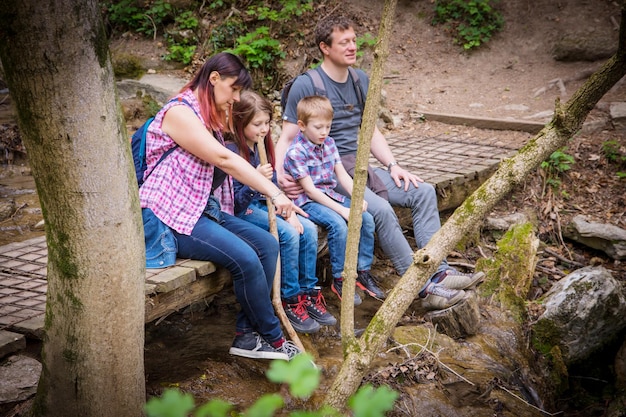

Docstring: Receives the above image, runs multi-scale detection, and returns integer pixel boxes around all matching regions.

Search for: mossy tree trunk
[325,4,626,411]
[0,1,146,416]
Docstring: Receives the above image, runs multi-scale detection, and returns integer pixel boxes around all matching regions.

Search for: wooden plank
[146,266,196,293]
[176,259,217,277]
[144,268,231,323]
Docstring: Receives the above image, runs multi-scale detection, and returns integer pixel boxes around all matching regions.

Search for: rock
[563,215,626,260]
[116,73,187,105]
[551,33,617,62]
[0,355,41,404]
[610,102,626,130]
[483,212,529,231]
[534,266,626,364]
[0,331,25,360]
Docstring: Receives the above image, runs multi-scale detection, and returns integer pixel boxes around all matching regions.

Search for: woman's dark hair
[230,90,275,168]
[181,52,252,132]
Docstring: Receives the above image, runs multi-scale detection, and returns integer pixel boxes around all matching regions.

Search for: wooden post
[257,139,305,352]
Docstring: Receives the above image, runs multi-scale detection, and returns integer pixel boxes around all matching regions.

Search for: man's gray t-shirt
[282,67,369,157]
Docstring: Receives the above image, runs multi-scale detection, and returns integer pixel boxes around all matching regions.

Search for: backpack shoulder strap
[308,66,365,108]
[142,97,198,183]
[306,67,326,96]
[347,66,364,106]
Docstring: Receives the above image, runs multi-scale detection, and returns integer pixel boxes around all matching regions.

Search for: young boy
[283,95,385,305]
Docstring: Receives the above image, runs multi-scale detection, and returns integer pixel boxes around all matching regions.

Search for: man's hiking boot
[283,295,320,333]
[433,268,485,290]
[306,288,337,326]
[420,283,465,311]
[229,332,289,360]
[331,278,362,306]
[278,340,302,361]
[356,270,386,299]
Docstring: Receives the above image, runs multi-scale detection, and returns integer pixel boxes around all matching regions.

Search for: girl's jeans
[173,213,282,344]
[302,197,375,279]
[237,200,318,300]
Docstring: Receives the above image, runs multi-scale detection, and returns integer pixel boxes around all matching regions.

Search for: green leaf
[244,393,284,417]
[266,354,320,398]
[348,385,398,417]
[144,389,195,417]
[195,399,233,417]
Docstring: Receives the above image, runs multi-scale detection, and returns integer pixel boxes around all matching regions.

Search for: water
[143,290,386,410]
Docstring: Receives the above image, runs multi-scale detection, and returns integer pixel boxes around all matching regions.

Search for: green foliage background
[102,0,502,94]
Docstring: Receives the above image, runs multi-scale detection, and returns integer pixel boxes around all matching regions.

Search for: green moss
[531,318,562,355]
[498,286,527,323]
[62,348,79,363]
[112,52,144,79]
[547,345,570,394]
[64,289,83,310]
[47,231,79,279]
[476,222,537,323]
[92,8,111,68]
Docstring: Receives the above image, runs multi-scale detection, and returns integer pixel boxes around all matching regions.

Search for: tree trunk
[325,0,398,410]
[0,1,146,416]
[326,5,626,410]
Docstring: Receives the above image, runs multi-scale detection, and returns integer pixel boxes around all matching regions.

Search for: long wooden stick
[257,140,305,352]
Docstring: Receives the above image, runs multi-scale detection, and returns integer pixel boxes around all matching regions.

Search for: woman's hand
[272,192,306,220]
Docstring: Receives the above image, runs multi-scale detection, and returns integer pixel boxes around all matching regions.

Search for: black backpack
[280,66,365,114]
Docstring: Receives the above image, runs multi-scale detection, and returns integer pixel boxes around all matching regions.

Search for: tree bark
[0,1,146,416]
[325,0,398,410]
[325,4,626,410]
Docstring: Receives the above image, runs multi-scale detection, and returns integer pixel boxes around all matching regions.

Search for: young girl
[227,90,336,333]
[140,53,303,360]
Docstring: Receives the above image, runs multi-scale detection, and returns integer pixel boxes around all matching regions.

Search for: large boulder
[533,266,626,365]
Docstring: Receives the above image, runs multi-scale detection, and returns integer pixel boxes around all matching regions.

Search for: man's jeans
[302,198,375,279]
[173,213,283,344]
[238,200,318,299]
[336,169,449,278]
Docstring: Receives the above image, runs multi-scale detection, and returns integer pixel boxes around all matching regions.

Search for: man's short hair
[315,16,354,52]
[297,96,334,125]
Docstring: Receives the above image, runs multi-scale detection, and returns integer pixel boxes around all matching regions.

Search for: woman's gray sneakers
[229,332,289,360]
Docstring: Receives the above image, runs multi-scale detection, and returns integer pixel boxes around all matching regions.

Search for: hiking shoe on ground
[331,278,362,306]
[306,287,337,326]
[356,270,386,299]
[279,340,302,361]
[283,295,320,334]
[229,332,289,360]
[420,283,466,311]
[434,268,485,290]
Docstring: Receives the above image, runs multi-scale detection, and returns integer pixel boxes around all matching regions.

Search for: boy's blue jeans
[302,198,375,279]
[173,213,283,344]
[237,200,319,299]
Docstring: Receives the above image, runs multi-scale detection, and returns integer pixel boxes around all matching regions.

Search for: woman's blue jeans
[173,213,282,344]
[302,198,375,279]
[237,200,318,300]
